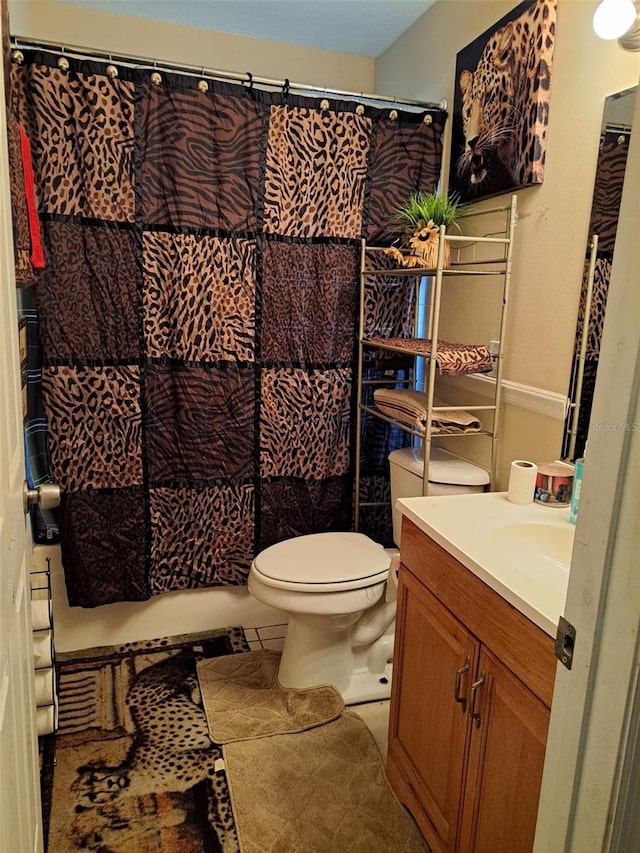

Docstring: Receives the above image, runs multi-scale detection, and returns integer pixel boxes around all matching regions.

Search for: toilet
[248,447,489,704]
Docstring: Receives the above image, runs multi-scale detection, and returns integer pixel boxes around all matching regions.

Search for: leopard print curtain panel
[11,50,445,606]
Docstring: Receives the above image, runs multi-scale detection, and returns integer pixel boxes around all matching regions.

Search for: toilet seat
[251,532,391,593]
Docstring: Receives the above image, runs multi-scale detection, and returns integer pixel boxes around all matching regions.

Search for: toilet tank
[389,447,490,546]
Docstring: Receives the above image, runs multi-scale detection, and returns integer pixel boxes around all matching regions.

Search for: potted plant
[385,189,466,269]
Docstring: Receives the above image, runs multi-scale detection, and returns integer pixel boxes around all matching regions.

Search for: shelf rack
[354,195,518,532]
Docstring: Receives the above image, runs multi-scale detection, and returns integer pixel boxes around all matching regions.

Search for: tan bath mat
[223,710,428,853]
[197,648,344,743]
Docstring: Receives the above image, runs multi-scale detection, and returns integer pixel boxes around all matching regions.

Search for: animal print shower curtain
[11,49,445,606]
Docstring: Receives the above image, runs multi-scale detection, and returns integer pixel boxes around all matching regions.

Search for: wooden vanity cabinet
[387,518,557,853]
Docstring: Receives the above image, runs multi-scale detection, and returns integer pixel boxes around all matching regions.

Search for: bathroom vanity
[387,493,572,853]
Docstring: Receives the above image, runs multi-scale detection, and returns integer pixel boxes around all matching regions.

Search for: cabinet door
[459,647,550,853]
[388,566,478,852]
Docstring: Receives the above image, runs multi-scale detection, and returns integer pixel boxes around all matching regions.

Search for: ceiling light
[593,0,637,39]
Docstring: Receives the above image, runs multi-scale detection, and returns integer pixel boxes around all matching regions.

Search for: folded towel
[373,389,482,435]
[367,337,493,376]
[7,119,45,286]
[18,125,45,270]
[7,116,32,286]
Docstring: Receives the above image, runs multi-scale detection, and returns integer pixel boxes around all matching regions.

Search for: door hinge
[555,616,576,670]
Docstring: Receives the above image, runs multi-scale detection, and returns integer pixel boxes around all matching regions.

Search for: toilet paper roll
[31,599,51,631]
[33,630,53,669]
[36,704,55,736]
[34,667,55,707]
[507,460,538,505]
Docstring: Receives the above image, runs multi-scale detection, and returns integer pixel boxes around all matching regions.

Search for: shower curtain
[11,49,445,606]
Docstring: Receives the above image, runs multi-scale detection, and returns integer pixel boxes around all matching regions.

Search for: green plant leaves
[392,190,466,230]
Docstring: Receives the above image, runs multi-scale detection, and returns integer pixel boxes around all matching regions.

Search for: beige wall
[376,0,640,482]
[8,0,374,92]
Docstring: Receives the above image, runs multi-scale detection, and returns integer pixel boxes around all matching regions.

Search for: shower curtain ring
[56,43,69,72]
[245,71,254,92]
[282,78,290,99]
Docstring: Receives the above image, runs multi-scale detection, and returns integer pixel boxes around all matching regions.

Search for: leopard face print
[456,0,555,190]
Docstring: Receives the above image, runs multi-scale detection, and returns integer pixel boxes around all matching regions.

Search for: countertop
[396,491,574,637]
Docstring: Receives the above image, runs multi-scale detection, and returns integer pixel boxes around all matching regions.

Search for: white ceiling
[60,0,437,58]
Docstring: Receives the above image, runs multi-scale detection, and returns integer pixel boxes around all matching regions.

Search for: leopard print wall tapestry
[449,0,556,203]
[11,51,446,606]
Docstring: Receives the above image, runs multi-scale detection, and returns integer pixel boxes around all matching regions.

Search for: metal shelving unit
[354,194,518,531]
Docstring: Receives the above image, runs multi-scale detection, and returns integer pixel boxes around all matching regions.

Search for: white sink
[491,521,573,583]
[396,492,575,636]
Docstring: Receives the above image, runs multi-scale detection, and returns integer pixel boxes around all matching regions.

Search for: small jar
[534,462,575,507]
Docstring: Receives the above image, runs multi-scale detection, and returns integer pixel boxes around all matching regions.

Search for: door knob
[23,481,61,514]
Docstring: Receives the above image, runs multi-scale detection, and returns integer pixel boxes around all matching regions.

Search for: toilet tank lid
[389,446,490,486]
[253,532,391,586]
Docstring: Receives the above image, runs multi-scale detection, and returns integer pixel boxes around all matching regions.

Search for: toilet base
[341,661,393,705]
[276,610,395,705]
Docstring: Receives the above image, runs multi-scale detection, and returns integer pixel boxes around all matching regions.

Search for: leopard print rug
[41,627,249,852]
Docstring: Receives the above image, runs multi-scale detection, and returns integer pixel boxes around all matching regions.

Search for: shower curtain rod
[603,122,631,133]
[10,36,447,113]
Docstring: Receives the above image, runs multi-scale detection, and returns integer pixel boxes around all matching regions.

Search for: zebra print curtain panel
[11,50,445,607]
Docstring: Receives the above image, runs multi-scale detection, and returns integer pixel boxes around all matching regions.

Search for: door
[460,647,549,853]
[388,566,477,852]
[0,43,44,853]
[534,84,640,852]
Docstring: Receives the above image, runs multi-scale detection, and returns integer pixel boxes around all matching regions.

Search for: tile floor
[243,623,288,652]
[244,623,391,762]
[352,699,391,762]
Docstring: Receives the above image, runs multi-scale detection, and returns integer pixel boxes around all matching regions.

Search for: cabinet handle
[454,658,470,712]
[469,670,486,728]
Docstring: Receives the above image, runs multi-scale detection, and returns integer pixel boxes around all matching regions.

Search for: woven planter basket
[417,232,451,269]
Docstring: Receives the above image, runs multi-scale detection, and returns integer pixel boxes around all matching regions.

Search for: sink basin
[395,492,576,636]
[490,520,573,591]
